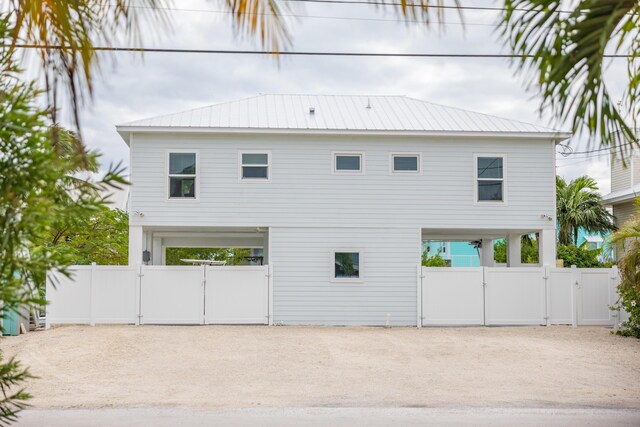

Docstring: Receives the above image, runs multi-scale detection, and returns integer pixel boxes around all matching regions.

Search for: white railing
[46,263,272,327]
[420,266,622,327]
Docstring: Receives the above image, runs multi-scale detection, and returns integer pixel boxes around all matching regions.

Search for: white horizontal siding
[130,133,556,229]
[613,201,637,227]
[611,155,631,192]
[270,227,419,326]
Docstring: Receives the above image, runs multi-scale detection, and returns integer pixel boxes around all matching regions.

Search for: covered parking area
[421,227,556,268]
[128,226,270,266]
[419,227,559,326]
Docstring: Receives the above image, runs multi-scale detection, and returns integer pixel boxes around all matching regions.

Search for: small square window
[332,251,361,280]
[391,153,421,174]
[333,153,364,174]
[240,152,270,181]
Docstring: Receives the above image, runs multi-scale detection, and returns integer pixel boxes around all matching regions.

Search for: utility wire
[121,4,497,27]
[10,44,633,58]
[282,0,574,14]
[557,139,638,156]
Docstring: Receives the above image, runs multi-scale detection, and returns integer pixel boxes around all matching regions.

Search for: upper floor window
[475,155,505,203]
[333,152,364,174]
[390,153,421,174]
[168,152,197,199]
[240,152,270,181]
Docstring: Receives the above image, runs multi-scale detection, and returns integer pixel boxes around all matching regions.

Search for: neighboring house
[602,149,639,227]
[423,240,480,267]
[602,149,639,258]
[116,94,568,326]
[105,184,130,211]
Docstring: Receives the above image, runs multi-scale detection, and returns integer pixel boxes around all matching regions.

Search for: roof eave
[115,125,570,140]
[117,129,131,146]
[602,192,639,205]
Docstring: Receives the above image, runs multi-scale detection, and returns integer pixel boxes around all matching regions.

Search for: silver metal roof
[118,94,567,137]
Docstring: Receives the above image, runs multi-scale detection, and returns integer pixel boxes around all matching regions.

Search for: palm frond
[501,0,640,161]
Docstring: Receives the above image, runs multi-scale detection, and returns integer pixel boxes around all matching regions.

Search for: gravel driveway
[2,325,639,409]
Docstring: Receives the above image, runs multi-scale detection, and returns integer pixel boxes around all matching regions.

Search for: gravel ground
[2,325,639,409]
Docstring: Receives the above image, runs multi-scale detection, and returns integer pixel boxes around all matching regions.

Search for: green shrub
[609,206,640,338]
[421,252,448,267]
[556,243,611,268]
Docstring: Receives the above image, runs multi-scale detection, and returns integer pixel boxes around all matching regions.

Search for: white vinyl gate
[140,266,204,325]
[138,265,270,325]
[47,264,270,326]
[577,269,618,325]
[420,266,622,327]
[204,266,269,324]
[484,268,546,325]
[421,267,484,326]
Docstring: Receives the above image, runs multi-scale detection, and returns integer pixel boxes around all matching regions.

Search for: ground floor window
[332,250,361,281]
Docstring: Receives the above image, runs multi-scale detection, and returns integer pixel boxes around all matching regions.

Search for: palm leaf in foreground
[501,0,640,160]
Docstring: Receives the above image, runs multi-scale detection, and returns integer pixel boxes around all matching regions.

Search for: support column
[507,234,522,267]
[539,229,556,267]
[480,239,495,267]
[128,225,143,266]
[152,237,162,265]
[262,229,270,265]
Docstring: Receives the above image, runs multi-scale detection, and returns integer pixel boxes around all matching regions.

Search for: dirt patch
[2,325,639,409]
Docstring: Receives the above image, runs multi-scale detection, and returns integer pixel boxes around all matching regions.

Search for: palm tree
[556,176,616,246]
[608,200,640,337]
[501,1,640,157]
[9,1,640,158]
[5,1,465,139]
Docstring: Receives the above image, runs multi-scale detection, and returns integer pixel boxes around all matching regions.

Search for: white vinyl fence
[420,266,622,327]
[46,264,271,327]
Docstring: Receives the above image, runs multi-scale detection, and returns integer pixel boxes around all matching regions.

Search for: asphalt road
[15,407,640,426]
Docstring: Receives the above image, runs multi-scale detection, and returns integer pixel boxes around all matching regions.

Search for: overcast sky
[52,0,628,195]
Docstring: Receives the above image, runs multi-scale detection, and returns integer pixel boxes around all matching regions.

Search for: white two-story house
[117,94,568,326]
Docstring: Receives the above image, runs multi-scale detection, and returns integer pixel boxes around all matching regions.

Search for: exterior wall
[269,226,420,326]
[611,154,631,192]
[611,151,640,191]
[613,200,637,228]
[129,133,556,231]
[128,132,556,325]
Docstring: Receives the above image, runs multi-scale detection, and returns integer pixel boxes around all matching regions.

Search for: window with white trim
[168,152,197,199]
[240,152,270,180]
[476,155,504,202]
[333,153,363,173]
[332,251,361,281]
[390,153,421,174]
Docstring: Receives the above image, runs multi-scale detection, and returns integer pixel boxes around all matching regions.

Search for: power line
[556,151,612,161]
[282,0,574,14]
[10,44,633,58]
[557,139,638,156]
[122,4,497,28]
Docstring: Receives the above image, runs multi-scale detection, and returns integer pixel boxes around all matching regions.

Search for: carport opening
[165,247,264,266]
[422,241,480,267]
[422,231,541,267]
